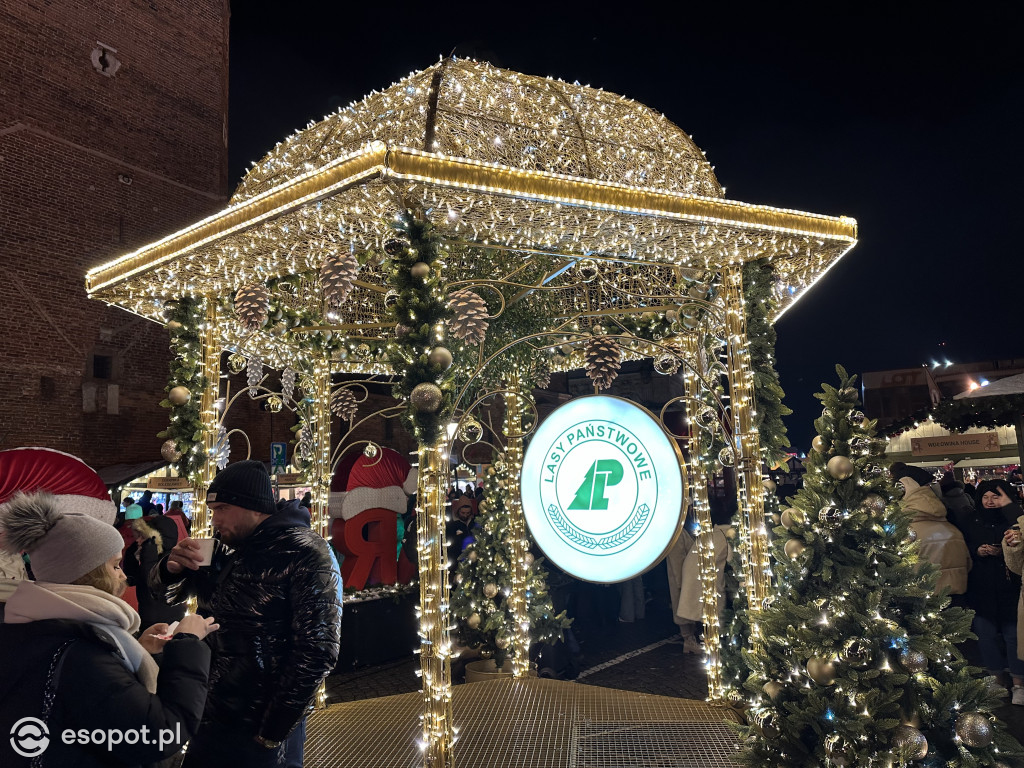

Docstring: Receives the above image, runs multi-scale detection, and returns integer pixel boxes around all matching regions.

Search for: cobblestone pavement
[326,592,1024,741]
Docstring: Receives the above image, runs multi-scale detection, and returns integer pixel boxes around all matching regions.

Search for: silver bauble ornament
[467,613,481,629]
[228,352,246,374]
[523,552,534,566]
[363,443,379,458]
[752,710,779,739]
[168,386,192,406]
[907,527,918,543]
[483,583,498,599]
[653,353,680,375]
[382,237,408,256]
[428,346,453,370]
[410,261,431,279]
[784,538,807,560]
[841,637,872,668]
[354,343,371,361]
[696,405,717,428]
[687,284,706,300]
[383,289,399,308]
[762,478,778,492]
[718,447,735,467]
[806,657,837,685]
[851,410,865,422]
[266,395,283,413]
[410,382,444,413]
[812,435,828,453]
[899,649,928,674]
[954,712,993,747]
[780,508,802,530]
[826,455,855,480]
[818,505,844,527]
[891,724,928,760]
[861,494,886,516]
[160,439,182,462]
[824,733,854,766]
[457,417,483,444]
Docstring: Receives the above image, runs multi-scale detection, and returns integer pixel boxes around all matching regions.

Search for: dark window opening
[93,355,113,380]
[40,377,56,399]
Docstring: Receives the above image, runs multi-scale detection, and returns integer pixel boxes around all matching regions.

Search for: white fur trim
[54,495,116,524]
[328,492,347,520]
[340,486,407,520]
[403,468,419,496]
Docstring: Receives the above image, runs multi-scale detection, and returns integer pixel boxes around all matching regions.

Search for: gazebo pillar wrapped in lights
[86,58,855,766]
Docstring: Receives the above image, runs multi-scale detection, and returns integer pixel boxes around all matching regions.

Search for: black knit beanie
[207,460,277,516]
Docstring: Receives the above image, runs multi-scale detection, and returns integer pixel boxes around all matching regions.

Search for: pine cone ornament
[447,289,489,345]
[331,387,359,421]
[281,368,296,403]
[246,355,262,397]
[295,427,315,463]
[320,250,360,308]
[529,356,552,389]
[234,284,269,331]
[584,336,621,390]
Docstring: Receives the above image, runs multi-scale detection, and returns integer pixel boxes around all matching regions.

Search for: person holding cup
[998,479,1024,705]
[149,460,341,767]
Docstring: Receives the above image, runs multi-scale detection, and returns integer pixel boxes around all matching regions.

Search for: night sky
[229,3,1023,451]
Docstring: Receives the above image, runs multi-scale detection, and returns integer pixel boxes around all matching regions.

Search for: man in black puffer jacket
[150,461,341,767]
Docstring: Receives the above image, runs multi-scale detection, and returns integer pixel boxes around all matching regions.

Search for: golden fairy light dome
[231,57,723,204]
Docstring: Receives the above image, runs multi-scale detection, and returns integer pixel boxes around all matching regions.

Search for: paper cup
[193,538,214,567]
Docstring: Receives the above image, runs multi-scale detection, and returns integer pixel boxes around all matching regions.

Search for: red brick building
[0,1,230,469]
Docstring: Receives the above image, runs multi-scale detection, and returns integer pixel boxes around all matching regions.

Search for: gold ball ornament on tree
[228,352,246,374]
[818,505,845,527]
[840,637,872,668]
[495,635,509,650]
[763,681,785,702]
[382,237,408,256]
[824,734,855,767]
[467,613,481,629]
[784,538,807,560]
[168,386,192,406]
[410,382,444,413]
[483,583,498,599]
[410,261,431,279]
[233,284,269,330]
[811,435,828,453]
[266,395,283,413]
[751,710,779,739]
[428,346,453,370]
[826,455,855,480]
[353,343,372,361]
[891,725,928,760]
[160,439,182,463]
[954,712,993,748]
[806,657,837,685]
[467,549,478,562]
[762,478,778,492]
[780,508,803,530]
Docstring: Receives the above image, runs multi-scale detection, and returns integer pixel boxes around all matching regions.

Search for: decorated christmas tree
[738,366,1023,767]
[451,453,571,669]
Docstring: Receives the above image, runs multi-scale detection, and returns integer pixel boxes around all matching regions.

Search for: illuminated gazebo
[86,58,856,766]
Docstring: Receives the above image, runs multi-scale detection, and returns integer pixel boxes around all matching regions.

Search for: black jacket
[0,618,210,768]
[955,503,1022,619]
[150,500,342,743]
[940,486,975,523]
[124,516,186,627]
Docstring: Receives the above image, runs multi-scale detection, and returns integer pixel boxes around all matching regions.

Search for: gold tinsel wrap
[320,250,359,308]
[330,387,359,421]
[234,284,269,331]
[584,335,621,390]
[447,288,488,345]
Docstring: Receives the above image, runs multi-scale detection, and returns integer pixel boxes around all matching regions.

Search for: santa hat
[332,447,418,521]
[0,447,116,524]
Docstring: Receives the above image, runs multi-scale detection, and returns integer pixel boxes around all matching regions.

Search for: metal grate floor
[305,678,738,767]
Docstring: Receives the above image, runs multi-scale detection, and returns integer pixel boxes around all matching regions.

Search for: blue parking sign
[271,442,288,473]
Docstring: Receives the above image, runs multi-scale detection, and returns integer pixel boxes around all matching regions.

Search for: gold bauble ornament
[718,447,736,467]
[228,352,246,374]
[762,478,777,492]
[483,583,498,599]
[363,443,379,458]
[410,261,431,279]
[576,259,599,282]
[784,538,806,559]
[266,395,283,413]
[811,435,828,453]
[457,417,483,444]
[467,549,478,562]
[954,712,993,747]
[523,552,534,566]
[353,343,372,361]
[168,386,192,406]
[763,681,785,701]
[805,657,837,685]
[467,612,481,629]
[891,724,928,760]
[824,733,854,766]
[826,455,855,480]
[410,382,444,413]
[160,439,182,462]
[495,635,509,650]
[840,637,872,668]
[899,648,928,674]
[780,508,802,530]
[428,346,453,370]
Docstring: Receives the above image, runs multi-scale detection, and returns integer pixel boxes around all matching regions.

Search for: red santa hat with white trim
[0,447,117,524]
[328,446,417,521]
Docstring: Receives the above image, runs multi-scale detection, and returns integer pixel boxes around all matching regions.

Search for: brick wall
[0,1,229,468]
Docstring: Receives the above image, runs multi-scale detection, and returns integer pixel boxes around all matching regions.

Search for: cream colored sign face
[521,396,684,583]
[910,432,1000,456]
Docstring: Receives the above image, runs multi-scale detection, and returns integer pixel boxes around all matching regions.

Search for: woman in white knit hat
[0,491,219,767]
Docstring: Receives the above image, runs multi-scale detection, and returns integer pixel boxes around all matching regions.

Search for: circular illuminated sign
[521,395,685,583]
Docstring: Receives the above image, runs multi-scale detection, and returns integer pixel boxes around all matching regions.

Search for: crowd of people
[0,454,342,768]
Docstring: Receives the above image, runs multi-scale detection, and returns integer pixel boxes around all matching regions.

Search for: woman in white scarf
[0,491,218,767]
